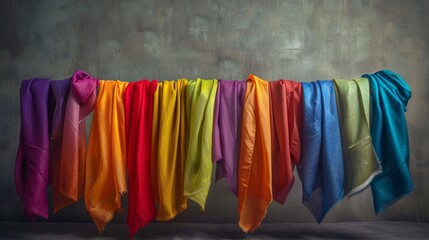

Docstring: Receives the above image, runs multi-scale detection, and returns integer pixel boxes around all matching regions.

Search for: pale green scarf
[334,78,382,197]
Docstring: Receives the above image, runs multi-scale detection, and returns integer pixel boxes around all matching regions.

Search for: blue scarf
[362,70,413,214]
[298,80,344,223]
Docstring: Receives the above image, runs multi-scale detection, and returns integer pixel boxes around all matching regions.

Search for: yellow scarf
[151,79,188,221]
[238,74,272,233]
[184,78,218,210]
[84,80,129,232]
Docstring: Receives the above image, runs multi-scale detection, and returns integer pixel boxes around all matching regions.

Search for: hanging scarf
[333,78,382,197]
[48,78,70,212]
[362,70,413,214]
[238,74,272,233]
[151,79,188,221]
[269,80,303,204]
[213,80,246,196]
[55,71,98,212]
[184,78,218,210]
[15,78,51,220]
[124,80,158,238]
[85,80,129,233]
[298,80,344,223]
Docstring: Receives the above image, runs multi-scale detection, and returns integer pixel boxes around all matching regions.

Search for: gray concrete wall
[1,0,428,223]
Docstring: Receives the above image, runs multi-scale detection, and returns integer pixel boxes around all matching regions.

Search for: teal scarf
[362,70,413,214]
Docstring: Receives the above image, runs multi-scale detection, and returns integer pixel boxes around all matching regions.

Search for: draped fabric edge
[346,166,382,198]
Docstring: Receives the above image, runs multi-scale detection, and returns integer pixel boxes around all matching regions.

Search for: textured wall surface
[0,0,428,223]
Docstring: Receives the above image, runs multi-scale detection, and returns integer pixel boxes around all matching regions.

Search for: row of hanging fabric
[15,69,413,238]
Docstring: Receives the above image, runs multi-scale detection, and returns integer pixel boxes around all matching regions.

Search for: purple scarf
[15,78,51,220]
[213,80,246,196]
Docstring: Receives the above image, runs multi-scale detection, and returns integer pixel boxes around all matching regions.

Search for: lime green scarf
[184,78,218,210]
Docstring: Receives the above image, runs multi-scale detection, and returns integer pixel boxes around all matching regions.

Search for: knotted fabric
[238,74,272,233]
[184,78,218,210]
[85,80,129,233]
[362,70,413,214]
[124,80,158,238]
[151,79,188,221]
[298,80,344,223]
[213,80,246,196]
[55,71,98,212]
[269,80,303,204]
[15,78,50,220]
[333,78,382,197]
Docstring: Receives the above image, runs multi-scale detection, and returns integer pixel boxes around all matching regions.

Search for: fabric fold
[213,80,247,196]
[269,80,303,204]
[55,71,98,213]
[238,74,272,233]
[184,78,218,210]
[333,78,382,197]
[48,78,71,213]
[84,80,129,233]
[297,80,344,223]
[124,80,158,238]
[362,70,413,214]
[151,79,188,221]
[15,78,51,220]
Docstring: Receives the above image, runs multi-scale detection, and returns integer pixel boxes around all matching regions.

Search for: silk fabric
[85,80,129,233]
[48,78,71,213]
[15,78,51,220]
[238,74,272,233]
[151,79,188,221]
[55,71,98,212]
[124,80,158,238]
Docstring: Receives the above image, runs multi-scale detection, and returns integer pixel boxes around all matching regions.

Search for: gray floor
[1,221,429,239]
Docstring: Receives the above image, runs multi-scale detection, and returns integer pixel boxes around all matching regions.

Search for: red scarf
[269,80,303,204]
[124,80,158,238]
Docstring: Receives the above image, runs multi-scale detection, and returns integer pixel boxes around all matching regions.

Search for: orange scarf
[238,74,272,233]
[84,80,129,233]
